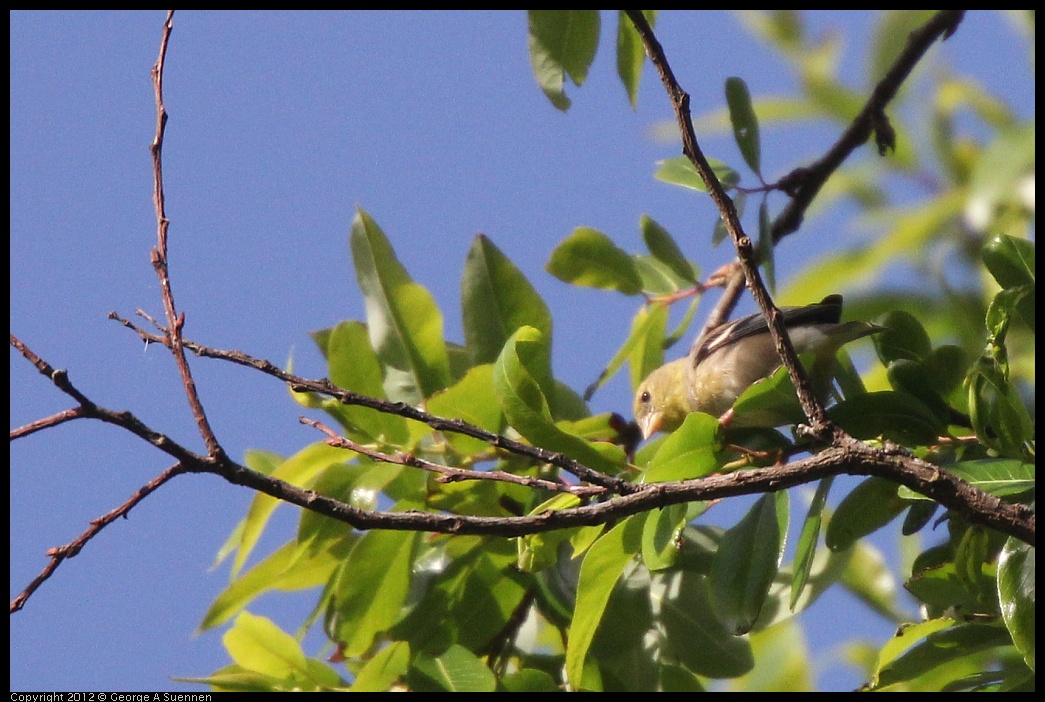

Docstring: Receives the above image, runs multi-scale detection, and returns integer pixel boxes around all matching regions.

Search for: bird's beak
[639,412,662,441]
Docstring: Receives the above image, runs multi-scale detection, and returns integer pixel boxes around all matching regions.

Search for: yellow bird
[633,295,882,439]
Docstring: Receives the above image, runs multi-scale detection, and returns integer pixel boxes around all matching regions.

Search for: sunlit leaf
[546,227,643,294]
[350,208,451,403]
[528,10,600,111]
[462,234,552,365]
[725,76,762,175]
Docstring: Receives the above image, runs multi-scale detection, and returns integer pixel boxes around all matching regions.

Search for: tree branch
[147,9,227,462]
[771,10,966,242]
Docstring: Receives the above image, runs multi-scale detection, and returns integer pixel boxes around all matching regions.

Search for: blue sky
[10,10,1033,692]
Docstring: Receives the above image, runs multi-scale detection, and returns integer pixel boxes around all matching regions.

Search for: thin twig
[108,311,639,495]
[11,464,187,613]
[771,10,966,242]
[147,9,226,461]
[303,418,605,497]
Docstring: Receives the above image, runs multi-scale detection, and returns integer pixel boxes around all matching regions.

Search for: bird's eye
[640,391,651,403]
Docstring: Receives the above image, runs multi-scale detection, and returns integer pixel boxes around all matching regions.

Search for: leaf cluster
[193,11,1034,692]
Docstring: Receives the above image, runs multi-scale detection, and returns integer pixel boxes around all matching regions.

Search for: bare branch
[10,463,187,614]
[147,9,227,462]
[771,10,966,242]
[303,418,605,497]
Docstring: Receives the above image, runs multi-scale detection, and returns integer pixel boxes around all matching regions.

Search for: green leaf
[349,641,410,692]
[886,359,950,422]
[869,11,937,84]
[967,123,1035,231]
[654,155,740,192]
[897,458,1036,501]
[725,76,762,175]
[730,363,806,429]
[640,503,702,572]
[874,309,933,363]
[968,337,1034,460]
[494,326,624,474]
[723,619,813,692]
[757,199,775,292]
[640,214,697,284]
[316,320,409,444]
[826,477,906,552]
[997,537,1035,671]
[223,612,341,689]
[333,527,420,657]
[653,566,755,678]
[923,344,969,399]
[828,390,945,446]
[518,493,582,572]
[838,539,905,623]
[790,477,833,611]
[872,622,1015,690]
[410,644,497,692]
[201,540,340,632]
[616,11,656,109]
[546,227,643,294]
[461,234,552,366]
[981,233,1035,290]
[527,10,600,111]
[232,444,349,578]
[426,363,503,456]
[566,515,643,690]
[641,412,722,483]
[350,208,451,403]
[711,492,790,635]
[392,537,527,654]
[500,669,560,692]
[585,300,668,401]
[631,254,693,295]
[868,617,952,689]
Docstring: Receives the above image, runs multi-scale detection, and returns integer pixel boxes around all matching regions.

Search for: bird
[632,294,882,439]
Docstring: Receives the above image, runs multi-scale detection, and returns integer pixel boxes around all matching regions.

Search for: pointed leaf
[350,208,450,403]
[462,234,552,365]
[317,320,408,444]
[410,644,497,692]
[641,214,696,284]
[584,300,667,401]
[566,515,643,690]
[711,492,790,635]
[997,537,1035,671]
[653,567,755,678]
[828,390,945,446]
[201,540,340,631]
[981,233,1035,290]
[826,477,906,552]
[333,527,419,657]
[546,227,643,294]
[223,612,309,681]
[527,10,600,111]
[725,76,761,175]
[641,412,722,483]
[232,444,348,577]
[655,155,740,192]
[349,641,410,692]
[426,363,503,455]
[616,11,657,109]
[790,477,833,610]
[494,327,624,474]
[873,309,933,363]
